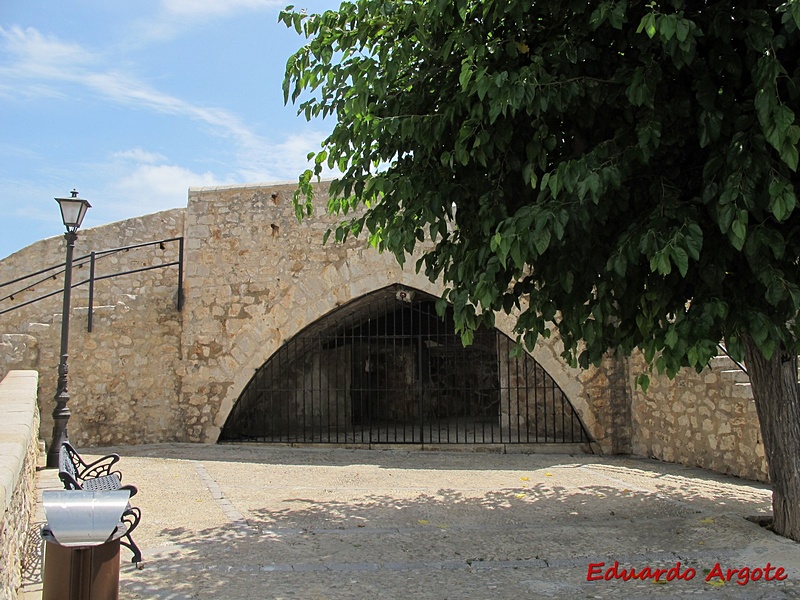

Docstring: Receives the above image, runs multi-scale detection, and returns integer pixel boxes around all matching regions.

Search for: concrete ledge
[0,371,37,516]
[0,369,40,600]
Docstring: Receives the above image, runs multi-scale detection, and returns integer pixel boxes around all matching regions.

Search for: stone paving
[21,444,800,599]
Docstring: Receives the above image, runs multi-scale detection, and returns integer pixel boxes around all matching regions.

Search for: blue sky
[0,0,341,259]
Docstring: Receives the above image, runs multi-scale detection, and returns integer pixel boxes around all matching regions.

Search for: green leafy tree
[282,0,800,540]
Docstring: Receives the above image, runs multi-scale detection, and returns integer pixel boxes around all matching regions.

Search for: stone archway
[177,183,608,450]
[218,284,591,447]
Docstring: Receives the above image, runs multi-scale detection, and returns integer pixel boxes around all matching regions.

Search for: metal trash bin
[41,490,132,600]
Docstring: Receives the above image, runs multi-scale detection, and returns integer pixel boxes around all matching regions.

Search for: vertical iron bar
[506,337,512,444]
[418,323,424,447]
[335,331,340,444]
[266,360,272,442]
[552,377,557,442]
[534,359,540,443]
[302,337,307,443]
[321,335,326,443]
[418,302,424,444]
[516,348,522,444]
[317,336,322,443]
[328,336,333,443]
[177,237,184,311]
[494,334,502,444]
[366,318,371,445]
[269,353,275,441]
[386,303,396,443]
[523,348,530,443]
[352,315,359,443]
[87,251,95,333]
[543,364,549,442]
[285,340,291,443]
[569,391,575,442]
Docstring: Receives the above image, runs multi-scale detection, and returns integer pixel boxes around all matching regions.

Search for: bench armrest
[58,469,83,491]
[63,441,122,481]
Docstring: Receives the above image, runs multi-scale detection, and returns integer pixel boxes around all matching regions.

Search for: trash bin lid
[42,490,131,547]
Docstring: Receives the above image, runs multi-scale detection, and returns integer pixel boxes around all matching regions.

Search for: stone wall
[629,352,767,482]
[0,209,184,445]
[0,370,40,600]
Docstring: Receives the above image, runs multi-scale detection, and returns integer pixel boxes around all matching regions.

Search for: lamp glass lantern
[55,190,91,231]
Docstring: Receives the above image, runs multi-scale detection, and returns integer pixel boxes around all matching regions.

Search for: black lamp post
[46,190,91,469]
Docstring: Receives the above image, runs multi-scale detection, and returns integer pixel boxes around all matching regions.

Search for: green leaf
[730,218,747,250]
[459,62,473,89]
[656,251,671,275]
[766,279,784,305]
[612,253,627,277]
[769,179,789,221]
[683,224,703,260]
[781,141,799,171]
[533,225,551,255]
[644,341,656,363]
[675,18,690,42]
[665,328,678,349]
[589,3,609,29]
[627,68,649,107]
[476,75,491,101]
[718,203,735,233]
[774,104,795,135]
[637,12,657,38]
[754,89,772,125]
[490,232,503,252]
[671,246,689,277]
[658,14,677,41]
[687,346,699,367]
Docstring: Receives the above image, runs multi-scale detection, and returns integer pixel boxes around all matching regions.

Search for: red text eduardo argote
[586,561,788,585]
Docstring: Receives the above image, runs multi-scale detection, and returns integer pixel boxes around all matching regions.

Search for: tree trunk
[742,335,800,542]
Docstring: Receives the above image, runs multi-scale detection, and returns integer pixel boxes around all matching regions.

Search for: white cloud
[0,26,97,97]
[0,26,96,71]
[0,27,268,171]
[125,0,287,44]
[236,128,337,183]
[113,148,168,164]
[161,0,285,18]
[105,163,228,218]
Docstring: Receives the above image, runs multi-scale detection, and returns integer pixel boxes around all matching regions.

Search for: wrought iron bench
[57,442,143,566]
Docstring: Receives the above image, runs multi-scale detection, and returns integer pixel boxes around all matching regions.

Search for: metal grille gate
[219,286,590,445]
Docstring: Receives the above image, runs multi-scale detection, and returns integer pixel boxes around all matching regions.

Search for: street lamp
[46,190,91,469]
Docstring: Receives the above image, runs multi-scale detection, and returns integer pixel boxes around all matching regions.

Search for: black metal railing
[0,237,183,330]
[717,343,748,375]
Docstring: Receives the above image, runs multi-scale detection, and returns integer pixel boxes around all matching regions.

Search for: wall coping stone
[0,370,38,518]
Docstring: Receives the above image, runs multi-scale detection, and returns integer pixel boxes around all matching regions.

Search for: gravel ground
[23,444,800,599]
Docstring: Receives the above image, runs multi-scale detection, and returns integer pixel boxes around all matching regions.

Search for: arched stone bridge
[0,182,766,481]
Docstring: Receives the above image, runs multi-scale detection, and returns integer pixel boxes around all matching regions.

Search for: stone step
[46,296,137,327]
[709,354,744,370]
[720,368,750,384]
[732,381,754,398]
